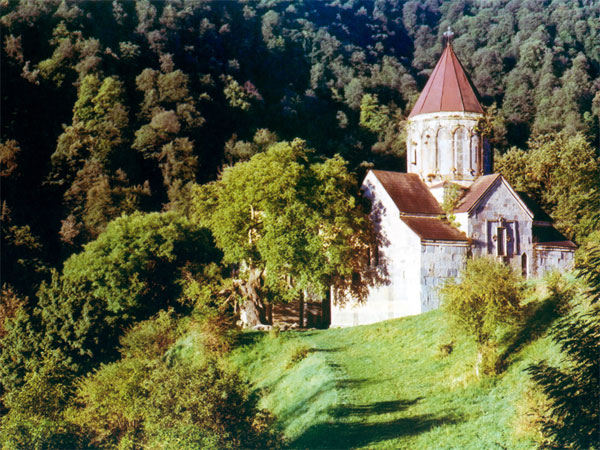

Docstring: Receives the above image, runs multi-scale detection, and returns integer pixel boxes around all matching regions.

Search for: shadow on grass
[289,399,462,449]
[498,293,566,367]
[234,330,264,348]
[329,398,423,418]
[308,346,347,353]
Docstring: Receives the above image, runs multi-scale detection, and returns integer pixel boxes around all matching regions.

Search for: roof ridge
[450,46,465,111]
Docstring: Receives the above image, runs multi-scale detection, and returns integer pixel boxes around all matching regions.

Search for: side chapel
[329,31,575,327]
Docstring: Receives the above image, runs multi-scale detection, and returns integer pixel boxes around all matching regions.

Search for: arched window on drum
[470,133,480,175]
[436,127,452,175]
[422,128,437,175]
[453,126,469,177]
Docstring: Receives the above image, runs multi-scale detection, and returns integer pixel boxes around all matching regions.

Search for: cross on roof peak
[443,26,454,46]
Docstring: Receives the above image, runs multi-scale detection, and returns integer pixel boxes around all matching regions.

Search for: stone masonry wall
[330,171,422,327]
[406,111,485,186]
[420,241,469,311]
[468,179,534,276]
[534,246,574,277]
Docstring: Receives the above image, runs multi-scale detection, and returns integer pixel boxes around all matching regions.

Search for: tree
[189,139,376,326]
[133,69,204,204]
[526,309,599,449]
[66,311,276,448]
[50,74,148,245]
[440,257,524,377]
[0,211,220,392]
[496,133,600,241]
[525,230,600,448]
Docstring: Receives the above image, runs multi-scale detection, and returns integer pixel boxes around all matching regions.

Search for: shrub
[526,309,599,449]
[68,313,277,448]
[0,353,82,448]
[0,211,220,391]
[440,257,524,376]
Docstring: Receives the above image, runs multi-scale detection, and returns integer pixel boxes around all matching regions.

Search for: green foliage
[527,308,599,449]
[0,353,82,449]
[67,313,275,449]
[497,133,600,240]
[0,211,219,392]
[133,68,204,204]
[190,139,374,309]
[576,227,600,304]
[441,183,465,218]
[286,344,311,369]
[440,257,524,375]
[525,226,600,447]
[50,74,148,244]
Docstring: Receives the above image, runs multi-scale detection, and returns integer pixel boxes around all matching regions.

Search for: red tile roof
[454,174,501,213]
[408,43,484,118]
[401,216,468,242]
[371,170,443,215]
[533,226,577,249]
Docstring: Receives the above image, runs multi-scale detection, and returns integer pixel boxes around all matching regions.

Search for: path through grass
[231,307,560,448]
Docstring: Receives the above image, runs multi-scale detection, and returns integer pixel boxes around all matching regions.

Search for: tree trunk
[237,266,266,328]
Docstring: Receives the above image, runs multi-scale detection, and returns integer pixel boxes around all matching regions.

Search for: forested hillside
[1,1,599,447]
[2,0,599,294]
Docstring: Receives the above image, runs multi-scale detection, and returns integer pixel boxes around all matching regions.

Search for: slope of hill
[231,302,564,449]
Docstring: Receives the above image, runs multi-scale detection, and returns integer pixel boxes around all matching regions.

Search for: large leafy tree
[133,69,204,205]
[189,139,377,326]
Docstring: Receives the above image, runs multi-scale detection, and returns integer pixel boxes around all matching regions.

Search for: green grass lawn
[230,291,567,449]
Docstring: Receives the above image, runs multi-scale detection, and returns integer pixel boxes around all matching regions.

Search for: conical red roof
[408,42,483,118]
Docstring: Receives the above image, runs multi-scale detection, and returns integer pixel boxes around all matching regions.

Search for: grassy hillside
[231,293,567,449]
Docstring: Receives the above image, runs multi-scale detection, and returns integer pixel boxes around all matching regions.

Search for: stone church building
[329,37,575,327]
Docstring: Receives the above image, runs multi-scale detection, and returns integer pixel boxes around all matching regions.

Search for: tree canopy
[189,139,376,324]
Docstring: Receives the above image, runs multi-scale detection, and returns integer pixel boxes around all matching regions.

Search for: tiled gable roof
[370,170,443,215]
[408,43,484,118]
[533,225,576,249]
[454,174,501,213]
[401,216,468,242]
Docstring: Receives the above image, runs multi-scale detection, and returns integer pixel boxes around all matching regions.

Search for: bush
[0,353,83,449]
[440,257,524,376]
[526,309,599,449]
[68,313,277,448]
[0,211,220,391]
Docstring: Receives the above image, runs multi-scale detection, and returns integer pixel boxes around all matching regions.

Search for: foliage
[0,284,25,340]
[440,257,524,376]
[441,183,465,218]
[525,229,600,448]
[67,313,276,449]
[496,132,600,240]
[0,211,219,392]
[0,352,82,449]
[576,227,600,304]
[527,309,599,449]
[50,74,148,245]
[190,139,375,321]
[2,0,599,272]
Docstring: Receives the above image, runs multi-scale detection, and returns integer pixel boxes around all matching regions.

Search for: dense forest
[1,0,599,447]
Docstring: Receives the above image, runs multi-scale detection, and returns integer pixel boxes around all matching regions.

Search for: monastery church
[329,34,575,327]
